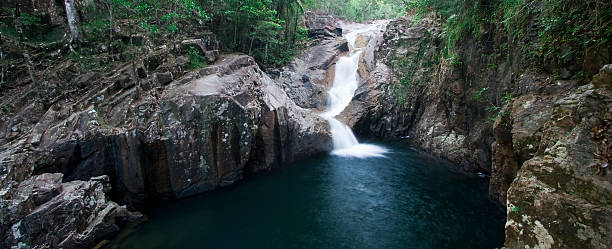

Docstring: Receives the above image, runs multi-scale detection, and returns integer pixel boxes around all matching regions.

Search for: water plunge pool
[107,142,505,249]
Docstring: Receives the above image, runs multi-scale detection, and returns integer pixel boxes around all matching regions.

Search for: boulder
[271,38,347,109]
[5,53,331,210]
[489,93,555,204]
[0,173,142,249]
[156,71,173,85]
[504,83,612,249]
[593,64,612,89]
[303,12,342,39]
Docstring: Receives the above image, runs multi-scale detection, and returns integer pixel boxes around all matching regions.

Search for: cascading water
[321,26,388,158]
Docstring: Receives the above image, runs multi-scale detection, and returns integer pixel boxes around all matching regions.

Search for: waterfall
[321,26,388,158]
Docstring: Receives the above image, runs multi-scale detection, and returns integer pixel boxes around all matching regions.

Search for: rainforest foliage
[407,0,611,78]
[0,0,409,87]
[304,0,407,22]
[0,0,316,69]
[0,0,609,87]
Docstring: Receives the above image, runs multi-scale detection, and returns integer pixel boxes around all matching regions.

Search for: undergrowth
[408,0,611,79]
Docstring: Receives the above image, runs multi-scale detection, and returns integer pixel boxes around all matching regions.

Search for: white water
[321,26,388,158]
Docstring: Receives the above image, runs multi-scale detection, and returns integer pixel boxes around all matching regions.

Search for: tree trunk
[249,35,254,55]
[283,4,290,43]
[106,0,114,41]
[292,8,298,45]
[14,6,37,86]
[233,6,239,49]
[126,9,139,95]
[264,38,269,63]
[65,0,81,46]
[0,49,4,87]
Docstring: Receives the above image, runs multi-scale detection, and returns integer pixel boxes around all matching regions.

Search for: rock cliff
[1,8,610,248]
[342,14,611,249]
[0,16,339,248]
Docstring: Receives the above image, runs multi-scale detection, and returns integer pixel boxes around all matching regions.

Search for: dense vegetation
[407,0,611,79]
[0,0,317,82]
[1,0,609,90]
[305,0,406,22]
[0,0,410,88]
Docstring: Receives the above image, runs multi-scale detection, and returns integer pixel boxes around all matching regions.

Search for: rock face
[302,11,343,39]
[0,173,142,249]
[504,80,612,248]
[1,51,330,208]
[271,12,346,110]
[342,14,612,249]
[270,40,347,109]
[2,8,607,248]
[0,29,331,246]
[347,17,496,173]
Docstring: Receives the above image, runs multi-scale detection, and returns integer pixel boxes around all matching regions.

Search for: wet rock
[271,38,347,109]
[338,41,349,52]
[345,17,483,170]
[344,24,612,249]
[3,53,331,210]
[0,24,335,247]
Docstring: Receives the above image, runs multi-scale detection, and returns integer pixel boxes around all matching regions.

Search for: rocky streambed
[106,142,505,249]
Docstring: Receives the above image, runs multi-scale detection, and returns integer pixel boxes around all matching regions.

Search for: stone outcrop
[270,12,346,110]
[302,11,343,39]
[0,173,142,249]
[504,79,611,248]
[2,7,608,248]
[1,49,330,208]
[0,28,331,246]
[340,13,612,249]
[346,17,496,173]
[488,73,576,204]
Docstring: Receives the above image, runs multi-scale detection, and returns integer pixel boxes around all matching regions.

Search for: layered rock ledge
[1,30,333,248]
[341,15,611,249]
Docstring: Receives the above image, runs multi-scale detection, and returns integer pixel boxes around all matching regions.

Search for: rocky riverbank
[0,12,346,249]
[340,15,611,249]
[0,9,610,249]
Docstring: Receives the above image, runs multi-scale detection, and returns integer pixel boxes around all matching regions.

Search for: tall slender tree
[65,0,81,49]
[0,48,4,87]
[13,6,36,86]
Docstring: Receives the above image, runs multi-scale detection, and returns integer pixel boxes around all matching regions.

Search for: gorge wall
[0,6,610,249]
[0,13,348,248]
[340,13,611,249]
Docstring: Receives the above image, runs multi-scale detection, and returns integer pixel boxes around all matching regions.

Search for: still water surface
[107,142,505,249]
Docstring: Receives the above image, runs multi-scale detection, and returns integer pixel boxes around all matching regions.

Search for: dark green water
[107,142,505,249]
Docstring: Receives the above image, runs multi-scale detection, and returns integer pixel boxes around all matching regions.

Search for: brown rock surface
[504,82,612,249]
[0,32,331,247]
[0,173,142,249]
